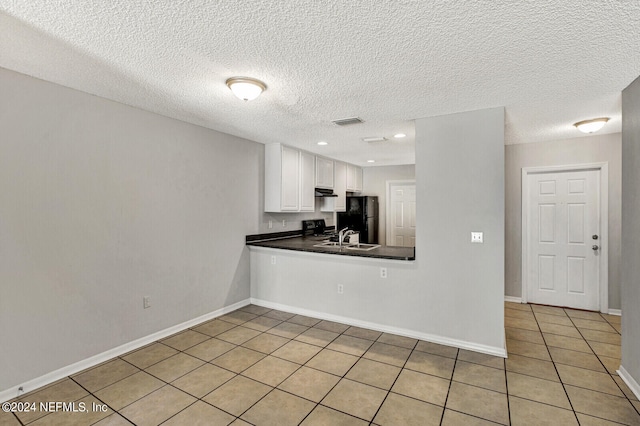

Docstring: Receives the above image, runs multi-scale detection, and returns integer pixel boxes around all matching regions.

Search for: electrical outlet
[282,219,286,227]
[268,220,273,229]
[380,267,387,278]
[471,232,483,243]
[271,255,276,265]
[143,296,150,309]
[337,284,344,294]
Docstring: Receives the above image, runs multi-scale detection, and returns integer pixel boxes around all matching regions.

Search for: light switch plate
[471,232,483,243]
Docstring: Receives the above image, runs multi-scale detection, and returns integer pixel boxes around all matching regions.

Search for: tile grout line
[504,357,512,426]
[437,348,459,425]
[566,310,640,418]
[303,322,395,424]
[70,376,136,426]
[365,338,420,425]
[531,308,581,425]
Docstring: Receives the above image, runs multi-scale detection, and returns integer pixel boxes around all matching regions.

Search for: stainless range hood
[315,188,338,197]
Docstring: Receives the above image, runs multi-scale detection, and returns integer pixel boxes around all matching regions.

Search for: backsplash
[258,210,334,234]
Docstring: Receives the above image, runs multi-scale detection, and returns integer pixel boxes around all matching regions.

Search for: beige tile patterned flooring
[2,302,638,425]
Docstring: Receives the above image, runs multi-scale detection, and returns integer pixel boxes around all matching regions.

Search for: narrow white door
[388,182,416,247]
[526,169,600,310]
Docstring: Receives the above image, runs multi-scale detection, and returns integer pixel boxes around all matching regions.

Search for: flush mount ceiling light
[573,117,609,134]
[394,133,406,138]
[317,141,328,146]
[225,77,266,101]
[367,159,375,163]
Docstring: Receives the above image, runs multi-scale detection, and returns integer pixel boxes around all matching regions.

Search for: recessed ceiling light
[317,141,328,146]
[573,117,609,134]
[226,77,266,101]
[367,160,375,163]
[394,133,406,138]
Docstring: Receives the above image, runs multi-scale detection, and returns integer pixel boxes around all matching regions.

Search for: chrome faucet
[338,227,356,247]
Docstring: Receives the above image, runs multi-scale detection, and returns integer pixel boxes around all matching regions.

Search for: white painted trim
[608,309,622,316]
[618,366,640,400]
[385,179,416,247]
[251,298,507,358]
[504,296,523,304]
[521,163,609,313]
[0,299,251,403]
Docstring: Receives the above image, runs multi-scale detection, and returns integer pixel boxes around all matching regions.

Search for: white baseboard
[617,366,640,400]
[251,298,507,359]
[504,296,522,304]
[0,298,251,403]
[608,309,622,316]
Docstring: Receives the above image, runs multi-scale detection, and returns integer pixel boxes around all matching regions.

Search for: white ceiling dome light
[573,117,609,134]
[226,77,266,101]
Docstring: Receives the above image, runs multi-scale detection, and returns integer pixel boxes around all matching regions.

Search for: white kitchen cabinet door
[265,144,317,212]
[354,166,363,192]
[346,163,362,192]
[323,160,346,212]
[265,144,299,212]
[315,156,334,189]
[280,145,300,211]
[300,150,315,211]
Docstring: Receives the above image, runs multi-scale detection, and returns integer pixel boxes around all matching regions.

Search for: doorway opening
[386,180,416,247]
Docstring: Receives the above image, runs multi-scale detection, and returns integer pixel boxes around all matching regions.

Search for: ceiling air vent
[362,136,387,143]
[331,117,363,126]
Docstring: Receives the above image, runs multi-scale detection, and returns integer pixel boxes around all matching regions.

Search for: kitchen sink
[313,241,342,248]
[313,241,380,251]
[344,243,380,251]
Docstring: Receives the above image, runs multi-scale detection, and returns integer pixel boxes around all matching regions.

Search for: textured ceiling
[1,1,639,166]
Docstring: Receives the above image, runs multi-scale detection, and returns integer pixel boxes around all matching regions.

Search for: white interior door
[388,182,416,247]
[526,169,601,310]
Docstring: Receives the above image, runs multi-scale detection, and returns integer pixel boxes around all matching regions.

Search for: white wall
[0,68,262,391]
[505,134,622,309]
[252,107,506,354]
[362,165,415,246]
[621,75,640,394]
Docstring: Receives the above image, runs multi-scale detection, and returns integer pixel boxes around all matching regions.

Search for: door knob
[592,245,599,251]
[592,235,599,240]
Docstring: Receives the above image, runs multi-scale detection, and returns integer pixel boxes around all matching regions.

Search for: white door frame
[386,180,416,247]
[521,163,609,313]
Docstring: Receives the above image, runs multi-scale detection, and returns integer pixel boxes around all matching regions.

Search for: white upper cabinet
[265,144,315,212]
[322,160,346,212]
[346,163,363,192]
[334,161,347,211]
[315,156,334,189]
[299,150,315,211]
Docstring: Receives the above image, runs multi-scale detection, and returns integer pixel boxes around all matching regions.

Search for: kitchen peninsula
[246,232,415,261]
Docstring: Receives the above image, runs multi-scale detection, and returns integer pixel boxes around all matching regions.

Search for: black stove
[302,219,335,237]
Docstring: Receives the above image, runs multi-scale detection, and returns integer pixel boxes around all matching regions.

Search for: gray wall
[621,76,640,389]
[415,107,505,349]
[362,165,416,246]
[0,68,263,390]
[505,134,622,309]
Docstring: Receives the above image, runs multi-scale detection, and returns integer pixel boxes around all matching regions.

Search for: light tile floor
[2,302,639,425]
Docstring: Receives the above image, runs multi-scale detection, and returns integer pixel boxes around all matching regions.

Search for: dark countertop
[246,234,415,261]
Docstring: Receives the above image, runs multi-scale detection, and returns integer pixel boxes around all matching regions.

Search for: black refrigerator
[337,196,379,244]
